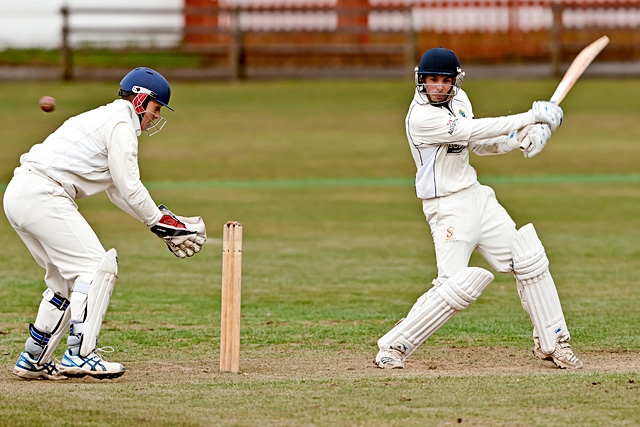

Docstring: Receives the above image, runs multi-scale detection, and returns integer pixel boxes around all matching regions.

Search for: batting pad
[80,248,118,356]
[378,267,494,358]
[512,224,568,354]
[38,311,71,365]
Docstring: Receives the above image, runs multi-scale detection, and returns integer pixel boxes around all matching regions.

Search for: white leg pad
[80,248,118,356]
[32,289,71,364]
[378,267,494,358]
[512,224,568,354]
[37,310,70,364]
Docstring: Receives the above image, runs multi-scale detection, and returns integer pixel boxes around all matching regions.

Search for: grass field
[0,77,639,427]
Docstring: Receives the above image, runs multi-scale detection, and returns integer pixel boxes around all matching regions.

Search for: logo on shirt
[446,118,459,135]
[458,110,466,117]
[447,144,466,154]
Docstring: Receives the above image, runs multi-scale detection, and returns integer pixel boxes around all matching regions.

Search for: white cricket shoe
[533,336,583,369]
[59,348,126,379]
[13,351,67,380]
[374,343,406,369]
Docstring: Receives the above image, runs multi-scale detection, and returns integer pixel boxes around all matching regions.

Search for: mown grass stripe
[145,173,640,190]
[482,173,640,185]
[0,174,637,192]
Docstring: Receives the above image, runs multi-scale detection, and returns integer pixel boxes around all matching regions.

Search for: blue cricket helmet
[415,47,465,104]
[416,47,463,78]
[118,67,173,111]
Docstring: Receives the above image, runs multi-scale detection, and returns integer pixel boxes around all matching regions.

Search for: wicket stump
[220,221,242,373]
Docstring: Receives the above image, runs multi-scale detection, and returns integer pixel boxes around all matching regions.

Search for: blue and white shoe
[59,348,125,379]
[13,351,67,380]
[374,344,406,369]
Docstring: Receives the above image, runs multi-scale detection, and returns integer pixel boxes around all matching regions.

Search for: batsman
[4,67,207,380]
[375,47,582,370]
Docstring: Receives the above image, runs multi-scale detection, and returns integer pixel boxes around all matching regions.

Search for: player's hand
[149,204,205,258]
[499,129,521,153]
[176,215,207,254]
[519,124,552,158]
[531,101,563,132]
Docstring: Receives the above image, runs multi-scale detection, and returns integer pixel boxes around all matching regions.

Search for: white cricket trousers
[3,166,106,298]
[422,182,517,286]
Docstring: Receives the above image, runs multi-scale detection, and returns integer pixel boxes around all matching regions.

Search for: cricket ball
[39,96,56,113]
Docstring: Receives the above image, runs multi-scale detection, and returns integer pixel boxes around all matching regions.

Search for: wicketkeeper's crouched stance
[5,67,207,380]
[375,48,582,370]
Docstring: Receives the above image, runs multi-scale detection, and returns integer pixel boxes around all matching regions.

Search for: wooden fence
[60,1,640,80]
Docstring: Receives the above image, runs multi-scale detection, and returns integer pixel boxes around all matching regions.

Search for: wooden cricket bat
[520,35,610,151]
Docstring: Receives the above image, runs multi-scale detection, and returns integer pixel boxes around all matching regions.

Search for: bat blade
[520,35,609,152]
[549,35,610,105]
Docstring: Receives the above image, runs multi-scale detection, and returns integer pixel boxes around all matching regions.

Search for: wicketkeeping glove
[175,214,207,254]
[149,204,207,258]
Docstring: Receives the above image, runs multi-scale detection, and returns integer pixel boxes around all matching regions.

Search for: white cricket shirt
[406,88,535,199]
[18,99,162,226]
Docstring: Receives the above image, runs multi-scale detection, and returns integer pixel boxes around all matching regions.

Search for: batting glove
[518,123,552,158]
[531,101,563,132]
[499,129,523,153]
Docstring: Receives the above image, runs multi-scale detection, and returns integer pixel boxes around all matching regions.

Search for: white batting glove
[519,123,552,158]
[531,101,563,132]
[497,130,521,153]
[149,205,205,258]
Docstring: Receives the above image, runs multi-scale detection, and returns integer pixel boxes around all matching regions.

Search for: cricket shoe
[374,343,406,369]
[13,351,67,380]
[533,336,583,369]
[59,347,126,379]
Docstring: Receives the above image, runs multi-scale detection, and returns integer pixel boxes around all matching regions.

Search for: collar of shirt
[413,89,451,108]
[120,99,142,137]
[413,88,429,106]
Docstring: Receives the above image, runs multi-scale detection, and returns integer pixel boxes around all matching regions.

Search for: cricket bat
[520,35,610,151]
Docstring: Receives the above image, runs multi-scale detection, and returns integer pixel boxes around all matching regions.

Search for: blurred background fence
[50,0,640,80]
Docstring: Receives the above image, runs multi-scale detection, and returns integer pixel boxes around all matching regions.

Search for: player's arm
[469,124,552,158]
[410,100,561,150]
[468,101,562,141]
[107,185,206,257]
[106,123,206,257]
[105,185,146,220]
[469,134,518,155]
[106,122,162,226]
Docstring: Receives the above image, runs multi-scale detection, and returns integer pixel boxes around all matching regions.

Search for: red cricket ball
[39,96,56,113]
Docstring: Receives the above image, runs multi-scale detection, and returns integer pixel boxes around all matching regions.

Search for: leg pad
[378,267,494,359]
[512,224,568,354]
[79,248,118,356]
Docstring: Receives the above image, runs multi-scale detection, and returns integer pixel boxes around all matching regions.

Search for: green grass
[0,48,204,68]
[0,78,639,426]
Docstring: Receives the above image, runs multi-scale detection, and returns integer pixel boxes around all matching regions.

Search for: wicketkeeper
[374,47,582,370]
[5,67,207,380]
